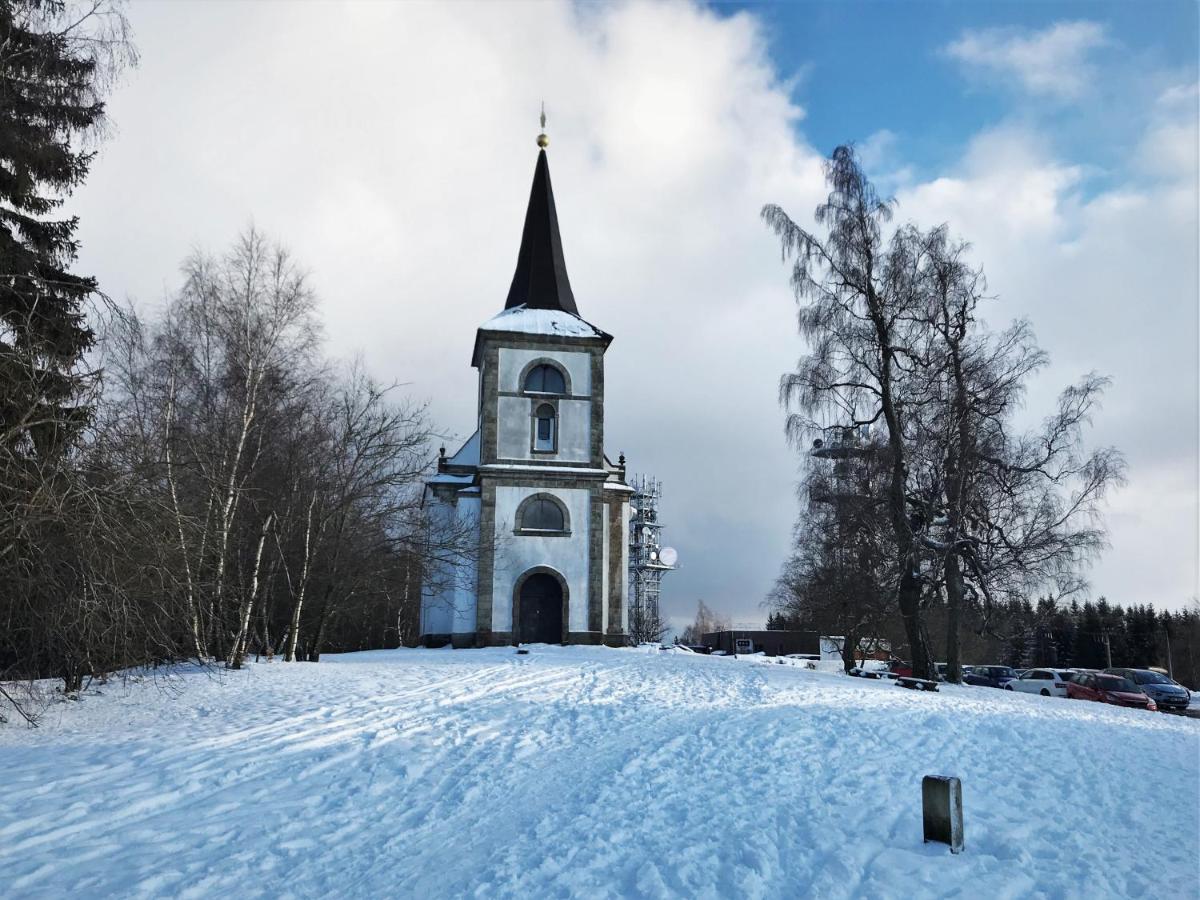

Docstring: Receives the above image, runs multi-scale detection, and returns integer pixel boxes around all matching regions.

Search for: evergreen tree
[1050,606,1077,668]
[1076,601,1105,669]
[0,1,134,455]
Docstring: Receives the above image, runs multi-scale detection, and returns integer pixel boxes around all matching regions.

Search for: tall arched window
[534,403,556,452]
[524,364,566,395]
[517,494,569,533]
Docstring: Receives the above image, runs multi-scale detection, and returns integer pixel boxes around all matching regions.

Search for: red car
[887,659,913,678]
[1066,672,1158,711]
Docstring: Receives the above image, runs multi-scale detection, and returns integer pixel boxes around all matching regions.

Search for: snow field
[1,646,1197,899]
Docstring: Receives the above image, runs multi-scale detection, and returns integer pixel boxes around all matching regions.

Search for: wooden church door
[518,573,563,644]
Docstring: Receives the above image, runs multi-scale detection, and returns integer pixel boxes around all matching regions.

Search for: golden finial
[537,102,549,148]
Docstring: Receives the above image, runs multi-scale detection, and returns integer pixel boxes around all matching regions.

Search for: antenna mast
[628,474,678,643]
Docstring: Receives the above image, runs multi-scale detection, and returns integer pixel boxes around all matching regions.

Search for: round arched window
[519,496,567,532]
[524,364,566,394]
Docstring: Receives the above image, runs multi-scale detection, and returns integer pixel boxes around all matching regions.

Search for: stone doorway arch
[513,568,568,644]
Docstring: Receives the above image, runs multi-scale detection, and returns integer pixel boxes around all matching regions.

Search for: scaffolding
[809,425,876,504]
[628,475,677,643]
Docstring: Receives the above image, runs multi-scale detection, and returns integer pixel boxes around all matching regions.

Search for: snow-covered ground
[2,647,1197,899]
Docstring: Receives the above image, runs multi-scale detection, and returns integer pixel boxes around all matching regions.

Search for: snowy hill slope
[2,647,1197,899]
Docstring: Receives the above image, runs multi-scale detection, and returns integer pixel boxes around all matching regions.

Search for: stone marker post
[922,775,963,854]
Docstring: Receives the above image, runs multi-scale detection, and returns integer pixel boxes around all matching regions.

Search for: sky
[70,0,1198,630]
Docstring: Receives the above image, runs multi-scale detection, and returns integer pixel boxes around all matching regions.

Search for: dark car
[963,665,1019,688]
[1104,668,1190,712]
[1066,672,1157,710]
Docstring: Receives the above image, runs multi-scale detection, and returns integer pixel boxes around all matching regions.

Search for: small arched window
[534,403,556,452]
[520,496,567,532]
[524,364,566,395]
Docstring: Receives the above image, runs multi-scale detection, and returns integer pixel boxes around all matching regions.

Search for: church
[420,126,633,648]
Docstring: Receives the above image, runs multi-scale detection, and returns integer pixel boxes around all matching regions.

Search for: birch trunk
[229,511,274,669]
[212,363,259,657]
[165,373,204,659]
[284,494,318,662]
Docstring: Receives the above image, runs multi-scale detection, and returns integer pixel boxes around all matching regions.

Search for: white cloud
[854,129,914,192]
[901,125,1085,243]
[944,21,1109,100]
[1137,82,1200,179]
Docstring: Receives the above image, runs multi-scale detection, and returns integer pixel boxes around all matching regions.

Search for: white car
[1006,668,1073,697]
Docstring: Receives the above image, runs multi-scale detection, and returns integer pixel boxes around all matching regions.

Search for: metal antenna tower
[628,474,678,643]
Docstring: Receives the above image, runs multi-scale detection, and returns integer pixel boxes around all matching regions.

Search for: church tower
[421,125,632,648]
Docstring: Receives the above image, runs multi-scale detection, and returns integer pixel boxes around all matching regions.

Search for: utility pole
[1103,631,1112,669]
[1164,620,1174,679]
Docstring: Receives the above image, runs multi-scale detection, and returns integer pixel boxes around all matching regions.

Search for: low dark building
[701,630,819,657]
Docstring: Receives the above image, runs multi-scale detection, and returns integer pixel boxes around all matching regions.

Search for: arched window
[534,403,556,452]
[518,495,567,532]
[524,364,566,395]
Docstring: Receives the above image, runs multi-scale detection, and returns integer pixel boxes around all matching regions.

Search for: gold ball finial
[537,102,548,148]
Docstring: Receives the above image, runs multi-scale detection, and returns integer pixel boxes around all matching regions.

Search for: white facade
[421,491,481,636]
[495,347,592,463]
[491,485,590,633]
[497,346,591,395]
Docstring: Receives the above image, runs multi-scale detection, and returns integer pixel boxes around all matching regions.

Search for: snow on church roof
[428,430,480,488]
[478,305,607,339]
[427,472,474,486]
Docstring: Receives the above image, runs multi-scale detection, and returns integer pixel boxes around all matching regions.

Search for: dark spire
[504,148,579,315]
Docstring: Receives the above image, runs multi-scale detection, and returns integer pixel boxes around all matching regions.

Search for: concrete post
[922,775,963,854]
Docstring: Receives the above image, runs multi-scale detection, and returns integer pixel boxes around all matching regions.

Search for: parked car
[672,644,714,655]
[1067,672,1157,711]
[1103,668,1190,712]
[1006,668,1073,697]
[887,659,913,678]
[963,665,1019,688]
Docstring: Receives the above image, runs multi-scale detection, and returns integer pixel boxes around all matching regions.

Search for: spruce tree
[0,1,132,456]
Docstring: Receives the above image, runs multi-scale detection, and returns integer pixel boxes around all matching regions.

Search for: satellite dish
[650,551,658,561]
[629,505,638,514]
[659,547,678,567]
[642,526,652,539]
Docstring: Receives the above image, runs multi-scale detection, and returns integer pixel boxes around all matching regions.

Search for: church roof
[504,149,578,315]
[471,304,610,368]
[478,305,606,339]
[446,429,480,467]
